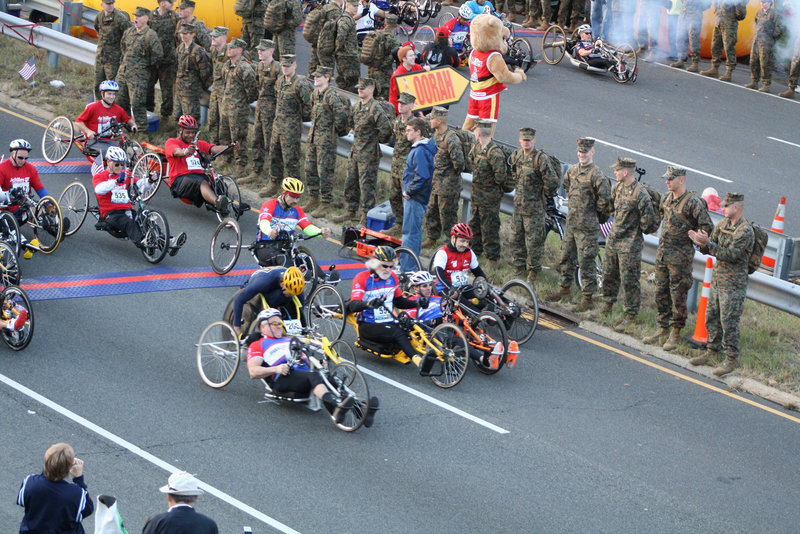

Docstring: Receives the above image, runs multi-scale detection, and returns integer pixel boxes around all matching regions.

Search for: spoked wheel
[132,153,164,202]
[0,212,22,258]
[210,218,242,275]
[510,37,534,73]
[123,139,144,169]
[429,322,469,388]
[305,284,346,342]
[417,0,432,23]
[57,181,89,236]
[329,339,357,366]
[393,246,422,293]
[196,321,241,388]
[399,1,419,36]
[1,285,34,351]
[541,24,566,64]
[498,279,539,345]
[470,310,509,375]
[41,116,75,164]
[292,246,320,300]
[0,242,20,287]
[33,196,63,254]
[611,43,637,84]
[576,246,604,292]
[141,209,170,264]
[328,361,369,431]
[439,12,454,25]
[413,24,436,51]
[215,175,243,222]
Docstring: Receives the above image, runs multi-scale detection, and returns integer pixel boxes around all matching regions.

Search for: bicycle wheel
[541,24,566,64]
[429,322,469,388]
[33,196,63,254]
[0,211,22,258]
[611,43,637,84]
[1,285,34,351]
[576,247,604,292]
[510,37,534,73]
[417,0,432,22]
[293,245,320,299]
[215,175,243,222]
[499,279,539,345]
[196,321,241,388]
[329,339,357,366]
[399,1,419,36]
[439,12,454,25]
[328,361,369,431]
[210,218,242,275]
[0,242,20,287]
[393,246,421,293]
[41,116,74,164]
[414,24,436,51]
[123,139,144,169]
[132,153,163,202]
[305,284,346,341]
[57,181,89,236]
[141,209,170,264]
[471,310,509,375]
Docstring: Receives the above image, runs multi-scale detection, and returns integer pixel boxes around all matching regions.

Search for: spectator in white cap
[142,471,218,533]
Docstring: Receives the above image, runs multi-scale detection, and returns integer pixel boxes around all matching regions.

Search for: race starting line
[29,158,92,174]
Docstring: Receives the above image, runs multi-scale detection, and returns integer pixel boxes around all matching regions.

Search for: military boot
[598,301,613,315]
[662,327,682,351]
[712,356,739,377]
[239,171,261,186]
[526,270,537,286]
[521,15,533,27]
[689,348,719,366]
[258,181,278,198]
[304,196,320,213]
[358,212,368,227]
[511,266,527,280]
[310,201,332,219]
[758,82,771,93]
[544,286,570,303]
[384,225,402,238]
[642,327,669,346]
[573,294,594,313]
[744,78,759,90]
[669,58,685,69]
[613,313,635,333]
[235,164,249,179]
[686,56,700,73]
[779,86,796,99]
[332,210,357,224]
[700,65,719,78]
[719,67,733,82]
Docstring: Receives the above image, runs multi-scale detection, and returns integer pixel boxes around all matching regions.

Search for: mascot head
[470,14,509,55]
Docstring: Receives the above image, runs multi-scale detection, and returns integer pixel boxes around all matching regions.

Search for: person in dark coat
[142,471,218,534]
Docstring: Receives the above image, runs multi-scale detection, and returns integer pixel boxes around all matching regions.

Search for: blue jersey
[408,295,443,323]
[351,270,403,324]
[246,336,309,380]
[464,0,498,20]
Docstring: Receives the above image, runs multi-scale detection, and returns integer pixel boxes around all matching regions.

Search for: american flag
[90,155,104,177]
[599,216,614,238]
[18,56,36,81]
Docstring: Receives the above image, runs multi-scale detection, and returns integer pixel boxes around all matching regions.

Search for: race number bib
[451,271,469,287]
[186,155,202,171]
[111,186,129,204]
[373,303,393,322]
[284,319,302,335]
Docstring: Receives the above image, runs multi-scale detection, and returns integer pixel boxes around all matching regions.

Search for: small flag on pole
[18,56,37,81]
[599,217,614,238]
[90,155,104,177]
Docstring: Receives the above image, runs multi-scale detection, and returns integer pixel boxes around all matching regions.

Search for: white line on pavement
[0,373,301,534]
[592,138,733,183]
[767,136,800,149]
[356,366,511,434]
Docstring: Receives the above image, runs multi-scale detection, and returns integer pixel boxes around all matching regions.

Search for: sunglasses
[379,263,394,268]
[267,322,283,326]
[109,161,123,166]
[15,155,29,160]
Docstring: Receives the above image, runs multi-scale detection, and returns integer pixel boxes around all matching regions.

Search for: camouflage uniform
[345,95,393,215]
[174,39,212,122]
[335,10,360,93]
[236,0,267,51]
[176,16,211,50]
[269,69,313,182]
[221,48,258,167]
[208,37,229,144]
[147,7,179,119]
[367,25,403,99]
[117,22,164,132]
[426,128,465,242]
[708,0,739,70]
[389,113,415,228]
[468,140,512,262]
[265,0,302,58]
[306,83,350,203]
[748,4,784,86]
[315,3,343,69]
[785,38,800,93]
[674,0,708,65]
[510,146,559,274]
[252,54,281,175]
[93,6,131,95]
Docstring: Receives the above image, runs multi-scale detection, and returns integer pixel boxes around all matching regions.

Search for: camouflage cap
[134,6,150,16]
[428,106,448,119]
[385,13,399,24]
[280,54,297,66]
[355,77,375,89]
[475,119,494,128]
[255,38,275,50]
[662,165,686,180]
[210,26,229,37]
[398,92,417,104]
[228,37,247,49]
[519,127,536,140]
[576,137,595,152]
[611,157,636,170]
[311,66,333,78]
[722,192,744,206]
[177,0,195,8]
[345,0,359,5]
[178,23,196,33]
[102,0,115,4]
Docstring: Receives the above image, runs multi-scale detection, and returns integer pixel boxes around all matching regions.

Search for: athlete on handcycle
[406,270,443,326]
[572,24,613,70]
[75,80,138,160]
[431,223,487,301]
[231,266,306,337]
[246,308,380,427]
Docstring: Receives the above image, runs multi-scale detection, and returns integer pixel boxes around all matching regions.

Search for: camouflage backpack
[446,128,475,173]
[487,142,517,193]
[302,6,327,44]
[368,99,396,143]
[746,221,768,274]
[263,0,288,32]
[317,14,343,58]
[734,1,747,20]
[323,87,353,136]
[532,149,563,193]
[359,31,387,68]
[635,180,662,234]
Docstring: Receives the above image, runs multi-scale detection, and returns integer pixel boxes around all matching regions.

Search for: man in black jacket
[142,471,218,533]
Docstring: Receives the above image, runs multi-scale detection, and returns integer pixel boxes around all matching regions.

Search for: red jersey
[93,169,133,217]
[75,101,131,138]
[468,50,506,99]
[389,63,423,113]
[0,159,45,212]
[431,245,479,288]
[164,138,214,186]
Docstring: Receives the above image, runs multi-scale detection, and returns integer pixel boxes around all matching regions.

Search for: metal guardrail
[0,10,95,65]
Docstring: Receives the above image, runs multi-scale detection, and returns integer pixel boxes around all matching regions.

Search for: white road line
[0,373,301,534]
[768,136,800,149]
[357,366,511,434]
[592,138,733,183]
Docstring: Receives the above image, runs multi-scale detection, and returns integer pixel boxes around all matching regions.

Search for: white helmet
[256,308,282,325]
[410,271,434,286]
[577,24,592,35]
[9,139,32,151]
[458,4,472,19]
[105,146,127,162]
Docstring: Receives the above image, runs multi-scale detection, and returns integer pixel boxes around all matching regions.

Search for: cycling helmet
[98,80,119,92]
[105,146,127,162]
[410,271,434,286]
[458,4,472,19]
[9,139,32,152]
[577,24,592,34]
[373,246,397,263]
[281,177,305,197]
[256,308,282,325]
[177,114,199,129]
[450,222,473,239]
[281,266,306,296]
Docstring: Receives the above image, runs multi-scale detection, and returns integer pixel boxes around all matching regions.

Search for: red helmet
[451,223,473,239]
[178,115,198,129]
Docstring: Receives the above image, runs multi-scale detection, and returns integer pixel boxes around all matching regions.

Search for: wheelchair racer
[232,266,306,337]
[406,270,443,325]
[255,177,331,267]
[246,308,379,427]
[75,80,137,160]
[431,223,488,295]
[572,24,613,70]
[347,246,439,376]
[440,5,472,64]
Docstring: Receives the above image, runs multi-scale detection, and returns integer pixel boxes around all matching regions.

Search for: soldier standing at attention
[335,0,361,93]
[779,36,800,98]
[423,106,465,249]
[598,158,657,333]
[174,24,212,124]
[117,7,163,139]
[688,193,754,377]
[243,39,280,188]
[642,167,713,350]
[221,38,258,177]
[700,0,741,82]
[334,78,393,226]
[306,66,350,216]
[315,0,345,70]
[744,0,783,93]
[670,0,710,73]
[368,13,403,100]
[545,138,612,312]
[509,127,559,285]
[468,120,513,272]
[93,0,131,98]
[265,54,313,197]
[236,0,267,54]
[147,0,179,129]
[387,92,421,237]
[175,0,211,50]
[207,26,229,145]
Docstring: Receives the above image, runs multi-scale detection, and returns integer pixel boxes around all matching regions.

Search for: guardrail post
[686,279,699,314]
[461,198,471,223]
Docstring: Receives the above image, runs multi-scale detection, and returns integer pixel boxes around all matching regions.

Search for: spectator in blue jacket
[401,117,437,272]
[17,442,94,534]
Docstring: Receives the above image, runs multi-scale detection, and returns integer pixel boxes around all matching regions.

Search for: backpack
[302,6,326,44]
[360,31,387,67]
[264,0,300,33]
[369,99,395,143]
[747,221,768,274]
[636,180,662,234]
[734,1,747,20]
[324,87,353,136]
[448,129,475,173]
[532,149,563,196]
[488,143,516,193]
[423,44,445,67]
[234,0,254,17]
[317,15,342,58]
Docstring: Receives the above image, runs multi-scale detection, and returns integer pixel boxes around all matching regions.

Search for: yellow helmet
[282,266,306,295]
[282,177,305,197]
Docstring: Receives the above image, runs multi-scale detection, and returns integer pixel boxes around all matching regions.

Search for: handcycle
[196,321,372,431]
[0,189,64,258]
[440,14,535,73]
[41,116,143,168]
[56,179,173,264]
[374,0,426,36]
[541,25,638,83]
[0,242,21,287]
[339,226,421,293]
[0,283,34,351]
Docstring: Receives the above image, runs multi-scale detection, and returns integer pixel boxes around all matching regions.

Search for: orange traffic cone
[687,257,714,347]
[762,197,786,269]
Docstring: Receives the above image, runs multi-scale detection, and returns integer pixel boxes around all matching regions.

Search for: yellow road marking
[0,105,50,129]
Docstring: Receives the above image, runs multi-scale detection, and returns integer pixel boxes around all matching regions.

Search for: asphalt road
[1,34,799,533]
